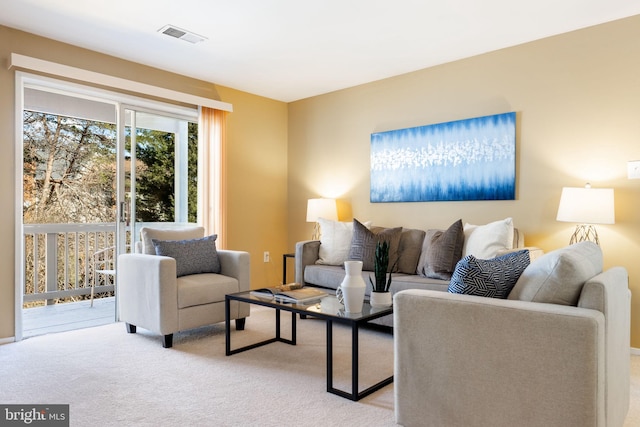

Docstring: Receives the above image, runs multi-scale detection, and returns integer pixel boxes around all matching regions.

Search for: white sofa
[118,227,250,348]
[394,242,630,427]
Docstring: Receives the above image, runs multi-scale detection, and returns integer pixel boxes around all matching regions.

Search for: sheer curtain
[198,106,228,248]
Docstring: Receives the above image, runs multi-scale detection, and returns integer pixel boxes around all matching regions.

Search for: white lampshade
[556,186,615,225]
[306,198,338,222]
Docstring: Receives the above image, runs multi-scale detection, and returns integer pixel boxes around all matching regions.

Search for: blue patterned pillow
[448,250,530,299]
[152,234,221,277]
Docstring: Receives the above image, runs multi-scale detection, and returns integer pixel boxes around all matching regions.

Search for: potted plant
[369,240,395,307]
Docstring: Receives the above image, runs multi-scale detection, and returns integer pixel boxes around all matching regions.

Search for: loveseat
[295,217,540,326]
[394,241,630,427]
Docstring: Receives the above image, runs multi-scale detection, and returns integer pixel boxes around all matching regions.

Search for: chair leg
[162,334,173,348]
[235,318,246,330]
[126,323,136,334]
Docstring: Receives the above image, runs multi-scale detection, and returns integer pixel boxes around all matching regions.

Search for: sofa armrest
[578,267,631,427]
[217,250,251,292]
[394,289,605,427]
[294,240,320,286]
[118,253,179,336]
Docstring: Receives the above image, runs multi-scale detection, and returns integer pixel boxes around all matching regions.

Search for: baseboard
[0,336,15,345]
[631,348,640,356]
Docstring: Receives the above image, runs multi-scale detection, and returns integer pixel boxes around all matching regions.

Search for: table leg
[225,297,232,356]
[351,322,359,398]
[291,311,297,344]
[326,320,333,393]
[326,319,393,401]
[225,301,296,356]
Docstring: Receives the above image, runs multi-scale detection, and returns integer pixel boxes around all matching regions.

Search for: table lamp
[556,183,614,245]
[306,198,338,240]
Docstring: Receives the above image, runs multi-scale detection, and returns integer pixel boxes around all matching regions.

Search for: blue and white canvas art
[370,112,516,202]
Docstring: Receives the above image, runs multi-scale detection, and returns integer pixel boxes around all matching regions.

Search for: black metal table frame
[225,292,393,401]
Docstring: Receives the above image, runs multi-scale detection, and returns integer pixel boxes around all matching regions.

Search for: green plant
[369,240,396,293]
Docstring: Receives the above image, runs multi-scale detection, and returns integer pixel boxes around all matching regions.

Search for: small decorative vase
[370,291,392,308]
[336,260,366,313]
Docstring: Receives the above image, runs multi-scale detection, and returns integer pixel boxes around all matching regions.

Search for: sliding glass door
[117,107,199,256]
[18,75,198,338]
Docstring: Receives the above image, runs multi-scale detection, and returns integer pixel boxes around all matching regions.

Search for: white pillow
[508,241,602,306]
[317,218,371,265]
[463,217,514,259]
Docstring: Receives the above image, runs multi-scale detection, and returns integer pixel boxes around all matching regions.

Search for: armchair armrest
[118,253,179,336]
[394,289,605,427]
[294,240,320,286]
[217,250,250,292]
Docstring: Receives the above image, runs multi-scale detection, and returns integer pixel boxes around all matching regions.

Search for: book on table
[251,283,327,304]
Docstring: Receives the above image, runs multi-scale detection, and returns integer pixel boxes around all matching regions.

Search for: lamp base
[569,224,600,246]
[311,222,321,241]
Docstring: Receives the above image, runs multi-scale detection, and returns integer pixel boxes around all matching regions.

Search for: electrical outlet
[263,251,270,263]
[628,160,640,179]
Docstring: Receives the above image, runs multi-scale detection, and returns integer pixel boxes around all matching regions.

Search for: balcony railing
[23,223,120,306]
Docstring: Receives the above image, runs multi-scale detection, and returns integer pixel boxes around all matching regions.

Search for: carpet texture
[1,305,639,426]
[0,306,395,426]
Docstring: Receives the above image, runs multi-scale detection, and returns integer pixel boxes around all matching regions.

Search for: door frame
[14,72,198,341]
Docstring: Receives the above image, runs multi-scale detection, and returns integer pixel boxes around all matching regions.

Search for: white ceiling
[2,0,640,102]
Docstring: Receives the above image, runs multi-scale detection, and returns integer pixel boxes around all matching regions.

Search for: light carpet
[1,306,639,427]
[0,306,395,427]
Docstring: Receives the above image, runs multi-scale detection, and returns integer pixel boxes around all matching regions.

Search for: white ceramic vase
[336,260,366,313]
[370,291,392,308]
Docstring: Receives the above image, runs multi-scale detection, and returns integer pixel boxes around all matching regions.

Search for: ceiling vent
[158,25,206,44]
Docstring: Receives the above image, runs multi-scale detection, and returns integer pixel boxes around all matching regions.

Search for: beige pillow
[508,241,603,306]
[140,226,204,255]
[316,218,371,265]
[463,217,514,259]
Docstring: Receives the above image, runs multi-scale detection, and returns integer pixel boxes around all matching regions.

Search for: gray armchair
[118,226,250,348]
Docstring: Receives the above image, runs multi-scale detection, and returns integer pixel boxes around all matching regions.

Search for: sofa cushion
[140,226,205,255]
[348,218,402,271]
[448,250,530,299]
[303,264,450,294]
[463,217,514,259]
[508,241,603,306]
[177,273,239,309]
[152,234,221,277]
[397,228,427,274]
[316,218,371,266]
[416,219,464,280]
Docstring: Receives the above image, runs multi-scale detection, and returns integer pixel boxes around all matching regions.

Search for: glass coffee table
[225,291,393,401]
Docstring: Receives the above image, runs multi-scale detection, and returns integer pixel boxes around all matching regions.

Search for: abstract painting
[370,112,516,202]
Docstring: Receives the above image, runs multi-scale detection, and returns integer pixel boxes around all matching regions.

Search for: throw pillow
[152,234,221,277]
[140,226,205,255]
[396,228,427,274]
[463,217,514,259]
[448,250,531,299]
[508,241,603,306]
[316,218,371,266]
[348,218,402,271]
[416,219,464,280]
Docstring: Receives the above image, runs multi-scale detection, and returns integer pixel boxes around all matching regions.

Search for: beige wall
[3,15,640,346]
[0,26,289,340]
[288,16,640,346]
